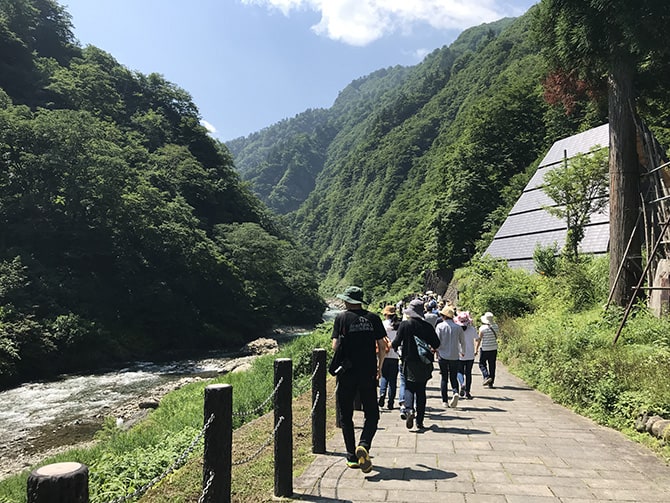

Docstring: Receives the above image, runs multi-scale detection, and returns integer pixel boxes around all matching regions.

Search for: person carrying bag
[392,298,440,430]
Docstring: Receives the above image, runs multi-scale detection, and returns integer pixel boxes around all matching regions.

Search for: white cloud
[241,0,516,46]
[200,119,217,135]
[413,48,431,61]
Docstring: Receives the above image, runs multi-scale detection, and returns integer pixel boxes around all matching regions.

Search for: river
[0,308,341,479]
[0,353,239,478]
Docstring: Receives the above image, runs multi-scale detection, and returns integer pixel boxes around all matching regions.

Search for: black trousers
[336,371,379,460]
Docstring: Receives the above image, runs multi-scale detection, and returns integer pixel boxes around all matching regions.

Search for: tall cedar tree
[533,0,670,306]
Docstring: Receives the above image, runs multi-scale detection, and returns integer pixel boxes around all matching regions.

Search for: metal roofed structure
[484,123,610,270]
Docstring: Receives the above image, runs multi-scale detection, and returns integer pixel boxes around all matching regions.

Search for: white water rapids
[0,354,234,478]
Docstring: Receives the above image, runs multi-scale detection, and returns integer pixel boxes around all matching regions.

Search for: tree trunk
[608,57,641,307]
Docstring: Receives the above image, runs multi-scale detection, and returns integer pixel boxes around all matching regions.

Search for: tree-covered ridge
[227,19,519,216]
[0,0,324,387]
[230,11,607,299]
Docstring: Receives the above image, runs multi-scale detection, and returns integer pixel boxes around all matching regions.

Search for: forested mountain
[228,11,615,299]
[0,0,324,387]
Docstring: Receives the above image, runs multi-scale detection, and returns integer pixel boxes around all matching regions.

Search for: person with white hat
[392,298,440,431]
[475,311,499,387]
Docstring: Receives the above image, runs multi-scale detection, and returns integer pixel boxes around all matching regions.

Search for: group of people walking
[331,285,500,473]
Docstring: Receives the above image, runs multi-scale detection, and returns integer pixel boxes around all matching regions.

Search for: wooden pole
[202,384,233,503]
[605,213,641,310]
[274,358,293,498]
[613,219,670,344]
[311,348,327,454]
[27,462,88,503]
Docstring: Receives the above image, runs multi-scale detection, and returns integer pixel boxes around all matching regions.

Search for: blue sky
[62,1,537,142]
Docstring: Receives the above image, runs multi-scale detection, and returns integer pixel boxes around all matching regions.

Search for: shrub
[455,256,538,317]
[533,242,560,276]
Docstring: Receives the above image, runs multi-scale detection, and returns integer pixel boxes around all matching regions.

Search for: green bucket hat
[336,286,365,305]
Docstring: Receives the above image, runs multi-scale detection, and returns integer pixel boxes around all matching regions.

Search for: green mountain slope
[228,12,604,299]
[0,0,324,387]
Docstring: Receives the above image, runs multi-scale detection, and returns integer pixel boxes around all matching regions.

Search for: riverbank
[0,328,333,502]
[0,348,275,480]
[0,373,207,479]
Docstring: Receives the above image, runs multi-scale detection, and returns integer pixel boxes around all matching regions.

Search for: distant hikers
[476,311,499,388]
[331,286,387,473]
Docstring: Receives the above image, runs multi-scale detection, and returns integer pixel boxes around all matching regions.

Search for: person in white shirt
[435,306,465,408]
[454,311,477,399]
[475,311,499,387]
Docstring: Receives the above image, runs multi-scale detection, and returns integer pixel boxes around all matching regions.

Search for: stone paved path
[293,362,670,502]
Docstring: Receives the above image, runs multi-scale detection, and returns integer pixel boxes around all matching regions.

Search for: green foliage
[535,254,609,312]
[533,242,560,276]
[0,0,325,386]
[454,256,539,318]
[532,0,670,102]
[501,304,670,433]
[541,146,609,261]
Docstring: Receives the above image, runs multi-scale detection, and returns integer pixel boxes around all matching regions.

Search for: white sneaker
[442,401,449,408]
[449,395,459,408]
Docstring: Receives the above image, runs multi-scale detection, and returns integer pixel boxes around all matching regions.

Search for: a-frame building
[485,124,610,270]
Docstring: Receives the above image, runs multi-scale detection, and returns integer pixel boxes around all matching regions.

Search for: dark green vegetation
[229,14,594,299]
[0,0,324,387]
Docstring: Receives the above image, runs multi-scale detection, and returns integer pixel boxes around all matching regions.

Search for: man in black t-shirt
[332,286,386,473]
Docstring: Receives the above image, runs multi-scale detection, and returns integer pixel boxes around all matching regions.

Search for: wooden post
[27,462,88,503]
[274,358,292,498]
[202,384,233,503]
[312,348,327,454]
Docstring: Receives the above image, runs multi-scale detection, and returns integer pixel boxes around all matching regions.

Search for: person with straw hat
[435,305,465,409]
[475,311,499,388]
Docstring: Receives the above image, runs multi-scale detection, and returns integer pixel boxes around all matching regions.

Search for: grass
[140,377,338,503]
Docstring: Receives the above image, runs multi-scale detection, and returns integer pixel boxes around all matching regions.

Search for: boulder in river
[239,337,279,356]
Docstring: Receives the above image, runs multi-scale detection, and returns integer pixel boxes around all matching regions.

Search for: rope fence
[25,347,329,503]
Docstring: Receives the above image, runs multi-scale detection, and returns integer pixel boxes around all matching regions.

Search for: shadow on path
[295,496,353,503]
[417,424,490,435]
[473,395,513,402]
[366,463,456,482]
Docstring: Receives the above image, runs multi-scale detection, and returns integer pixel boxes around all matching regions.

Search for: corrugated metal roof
[484,124,610,270]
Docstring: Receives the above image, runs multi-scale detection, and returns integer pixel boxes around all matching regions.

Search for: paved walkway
[294,363,670,502]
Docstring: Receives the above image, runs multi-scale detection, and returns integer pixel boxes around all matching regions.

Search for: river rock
[240,337,279,355]
[221,355,257,374]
